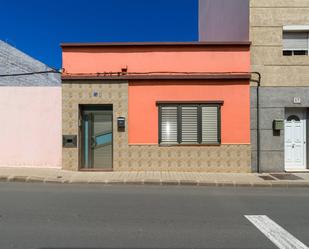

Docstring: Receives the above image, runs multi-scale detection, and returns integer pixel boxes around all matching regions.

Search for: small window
[283,50,293,56]
[159,103,221,145]
[283,31,309,56]
[293,50,308,56]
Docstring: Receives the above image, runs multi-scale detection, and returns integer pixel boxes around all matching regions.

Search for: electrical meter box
[117,117,125,130]
[273,120,284,131]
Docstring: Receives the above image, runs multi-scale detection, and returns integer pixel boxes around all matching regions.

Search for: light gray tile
[251,107,257,130]
[260,87,309,108]
[251,129,257,151]
[260,151,284,172]
[0,40,60,86]
[260,107,285,130]
[260,130,284,151]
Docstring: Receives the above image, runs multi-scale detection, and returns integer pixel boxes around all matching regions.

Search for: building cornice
[61,73,251,81]
[61,41,251,48]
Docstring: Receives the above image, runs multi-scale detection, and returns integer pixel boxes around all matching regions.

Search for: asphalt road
[0,183,308,249]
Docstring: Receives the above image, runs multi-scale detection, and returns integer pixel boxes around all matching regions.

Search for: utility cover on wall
[63,135,77,148]
[273,120,284,131]
[117,117,125,131]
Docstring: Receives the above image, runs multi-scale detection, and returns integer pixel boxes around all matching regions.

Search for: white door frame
[284,108,307,171]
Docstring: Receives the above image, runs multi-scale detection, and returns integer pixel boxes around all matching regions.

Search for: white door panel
[284,109,307,170]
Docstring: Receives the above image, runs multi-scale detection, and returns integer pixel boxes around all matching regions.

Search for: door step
[270,173,303,180]
[285,168,309,173]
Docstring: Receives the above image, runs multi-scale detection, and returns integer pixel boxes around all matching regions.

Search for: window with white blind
[159,103,221,145]
[181,106,198,144]
[283,31,309,56]
[202,106,219,144]
[160,106,178,144]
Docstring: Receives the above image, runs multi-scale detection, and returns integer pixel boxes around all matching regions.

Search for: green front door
[81,105,113,170]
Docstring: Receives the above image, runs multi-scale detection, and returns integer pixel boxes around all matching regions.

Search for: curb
[1,176,309,188]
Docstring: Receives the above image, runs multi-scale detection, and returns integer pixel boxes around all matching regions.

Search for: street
[0,182,308,249]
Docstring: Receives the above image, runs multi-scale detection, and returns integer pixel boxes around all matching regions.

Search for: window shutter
[181,106,198,143]
[202,106,218,144]
[283,32,308,50]
[161,106,178,144]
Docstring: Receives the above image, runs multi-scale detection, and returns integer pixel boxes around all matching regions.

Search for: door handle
[91,137,97,148]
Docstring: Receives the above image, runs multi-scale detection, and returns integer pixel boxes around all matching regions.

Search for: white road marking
[245,215,308,249]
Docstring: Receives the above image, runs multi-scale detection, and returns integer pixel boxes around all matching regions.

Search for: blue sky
[1,0,198,69]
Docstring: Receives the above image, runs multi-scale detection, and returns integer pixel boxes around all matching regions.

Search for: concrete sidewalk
[0,167,309,187]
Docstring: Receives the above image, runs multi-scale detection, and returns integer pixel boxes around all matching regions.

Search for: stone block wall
[250,0,309,172]
[62,81,251,172]
[250,0,309,87]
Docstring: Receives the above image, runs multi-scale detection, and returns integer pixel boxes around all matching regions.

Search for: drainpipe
[251,72,261,173]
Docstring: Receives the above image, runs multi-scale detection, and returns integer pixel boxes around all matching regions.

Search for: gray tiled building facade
[250,0,309,172]
[200,0,309,172]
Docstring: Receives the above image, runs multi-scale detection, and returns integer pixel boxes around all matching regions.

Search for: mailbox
[63,135,77,148]
[273,119,284,131]
[117,117,125,130]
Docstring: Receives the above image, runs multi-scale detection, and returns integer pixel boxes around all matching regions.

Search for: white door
[284,109,307,170]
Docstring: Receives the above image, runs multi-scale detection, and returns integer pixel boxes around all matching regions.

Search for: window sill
[282,50,309,56]
[159,143,221,147]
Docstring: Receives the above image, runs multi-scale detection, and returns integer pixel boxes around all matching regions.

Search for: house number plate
[293,97,301,104]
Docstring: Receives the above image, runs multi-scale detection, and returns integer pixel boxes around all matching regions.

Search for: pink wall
[0,87,62,168]
[62,46,250,74]
[128,81,250,145]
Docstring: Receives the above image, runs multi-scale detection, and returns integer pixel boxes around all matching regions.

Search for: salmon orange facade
[61,42,251,172]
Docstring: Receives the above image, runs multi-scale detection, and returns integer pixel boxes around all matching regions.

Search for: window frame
[158,101,222,146]
[282,29,309,56]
